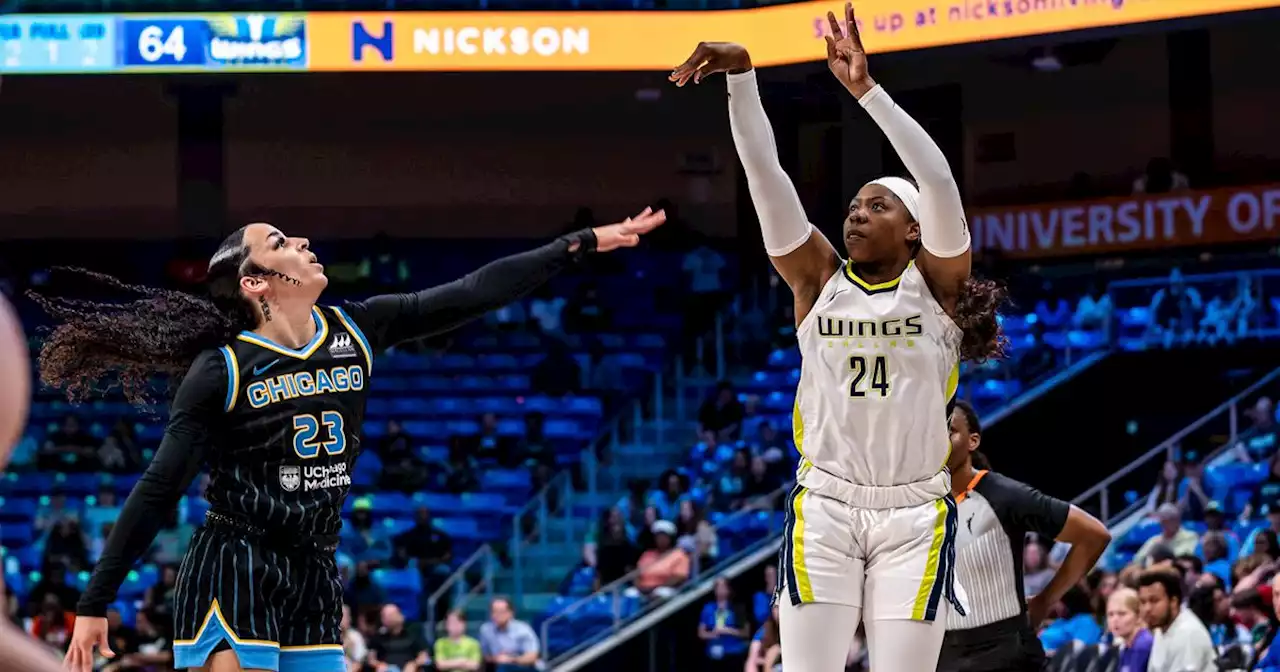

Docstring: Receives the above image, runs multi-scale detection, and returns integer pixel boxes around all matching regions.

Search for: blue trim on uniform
[219,346,239,412]
[329,305,373,372]
[173,621,279,670]
[782,482,802,606]
[280,647,346,672]
[237,307,328,359]
[923,495,963,621]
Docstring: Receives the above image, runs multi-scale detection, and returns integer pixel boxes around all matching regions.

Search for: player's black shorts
[938,615,1047,672]
[171,516,344,672]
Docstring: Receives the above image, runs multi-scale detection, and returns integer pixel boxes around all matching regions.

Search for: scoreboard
[0,14,308,74]
[0,1,1277,74]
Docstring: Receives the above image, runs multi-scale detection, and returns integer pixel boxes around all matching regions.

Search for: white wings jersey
[793,259,962,488]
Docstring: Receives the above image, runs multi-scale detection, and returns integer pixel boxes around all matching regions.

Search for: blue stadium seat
[372,567,422,594]
[0,497,38,522]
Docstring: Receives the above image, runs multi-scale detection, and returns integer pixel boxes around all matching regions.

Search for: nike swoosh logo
[253,359,282,376]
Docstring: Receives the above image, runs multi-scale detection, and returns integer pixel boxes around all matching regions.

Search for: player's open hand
[825,3,877,98]
[63,615,113,672]
[592,207,667,253]
[668,42,752,86]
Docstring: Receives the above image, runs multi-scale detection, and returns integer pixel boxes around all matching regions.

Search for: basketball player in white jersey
[0,294,63,672]
[671,4,1007,670]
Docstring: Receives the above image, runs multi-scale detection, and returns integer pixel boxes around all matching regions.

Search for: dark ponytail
[29,226,259,406]
[954,277,1008,363]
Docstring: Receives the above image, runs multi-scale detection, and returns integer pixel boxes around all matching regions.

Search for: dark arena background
[3,1,1280,671]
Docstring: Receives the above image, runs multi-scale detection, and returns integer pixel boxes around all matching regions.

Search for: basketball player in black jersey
[33,209,666,672]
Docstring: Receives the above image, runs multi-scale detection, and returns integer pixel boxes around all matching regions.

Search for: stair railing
[425,543,496,638]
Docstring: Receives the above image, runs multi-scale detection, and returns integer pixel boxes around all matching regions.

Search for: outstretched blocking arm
[671,43,840,325]
[0,623,62,671]
[341,212,663,352]
[76,352,223,617]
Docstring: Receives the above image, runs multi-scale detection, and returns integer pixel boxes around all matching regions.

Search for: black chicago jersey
[212,305,371,536]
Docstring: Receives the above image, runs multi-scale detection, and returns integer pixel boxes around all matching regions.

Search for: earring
[259,296,272,322]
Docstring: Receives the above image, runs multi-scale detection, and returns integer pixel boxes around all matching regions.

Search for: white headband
[868,177,920,222]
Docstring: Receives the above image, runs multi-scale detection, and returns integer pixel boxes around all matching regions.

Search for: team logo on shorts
[329,333,358,359]
[279,465,301,492]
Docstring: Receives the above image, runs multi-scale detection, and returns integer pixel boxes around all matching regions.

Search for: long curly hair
[890,177,1008,363]
[29,226,262,406]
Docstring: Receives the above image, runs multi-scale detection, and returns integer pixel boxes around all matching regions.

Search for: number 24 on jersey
[848,355,891,398]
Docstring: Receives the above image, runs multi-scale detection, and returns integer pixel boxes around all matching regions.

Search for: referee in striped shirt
[937,401,1112,672]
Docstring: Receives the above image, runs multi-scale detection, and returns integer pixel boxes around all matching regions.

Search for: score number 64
[138,25,188,63]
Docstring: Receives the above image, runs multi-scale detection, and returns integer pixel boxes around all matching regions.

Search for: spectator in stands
[697,577,751,672]
[37,415,97,472]
[42,519,87,573]
[348,561,387,617]
[648,471,690,523]
[528,285,568,340]
[141,564,178,627]
[378,419,429,493]
[617,479,650,541]
[1139,567,1217,672]
[1201,530,1234,587]
[1240,397,1280,461]
[114,609,173,670]
[751,565,777,627]
[1039,586,1104,655]
[586,343,626,408]
[149,507,194,566]
[28,594,74,653]
[107,419,141,470]
[444,437,480,494]
[517,412,555,471]
[594,507,638,588]
[676,499,717,568]
[1073,281,1113,332]
[712,449,750,512]
[368,603,430,672]
[698,381,745,442]
[634,520,691,599]
[1146,268,1203,348]
[1133,157,1190,195]
[34,491,79,534]
[340,604,367,672]
[1255,573,1280,671]
[479,597,541,672]
[745,604,781,672]
[1198,275,1256,345]
[1022,538,1055,597]
[343,499,394,564]
[1242,497,1280,557]
[531,339,582,398]
[1148,460,1181,510]
[27,561,79,616]
[83,484,120,533]
[742,455,780,502]
[394,506,453,619]
[100,607,139,671]
[1230,587,1277,649]
[1136,503,1201,565]
[1188,581,1246,648]
[94,434,137,474]
[1105,586,1153,672]
[434,610,482,671]
[1176,456,1210,521]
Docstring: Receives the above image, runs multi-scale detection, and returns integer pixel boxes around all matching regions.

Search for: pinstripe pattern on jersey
[174,528,344,670]
[947,490,1025,629]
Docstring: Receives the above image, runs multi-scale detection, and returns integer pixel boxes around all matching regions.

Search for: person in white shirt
[1139,567,1216,672]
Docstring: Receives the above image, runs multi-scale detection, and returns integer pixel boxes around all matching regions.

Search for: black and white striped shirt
[948,470,1070,630]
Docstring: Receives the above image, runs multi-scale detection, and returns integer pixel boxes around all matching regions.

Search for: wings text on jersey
[246,365,366,409]
[816,313,924,340]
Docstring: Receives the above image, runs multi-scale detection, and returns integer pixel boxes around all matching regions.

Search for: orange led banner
[305,0,1280,71]
[970,183,1280,258]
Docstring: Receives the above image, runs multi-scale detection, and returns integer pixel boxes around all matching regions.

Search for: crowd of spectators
[1020,394,1280,671]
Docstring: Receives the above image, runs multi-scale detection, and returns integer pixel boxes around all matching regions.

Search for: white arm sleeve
[858,85,971,258]
[727,69,815,257]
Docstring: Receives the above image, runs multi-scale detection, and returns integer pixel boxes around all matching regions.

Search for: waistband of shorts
[797,464,951,509]
[203,511,340,554]
[942,615,1030,646]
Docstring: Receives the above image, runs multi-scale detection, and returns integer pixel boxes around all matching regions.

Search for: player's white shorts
[776,465,967,622]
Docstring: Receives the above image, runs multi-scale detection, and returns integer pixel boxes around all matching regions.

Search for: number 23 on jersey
[292,411,347,458]
[848,355,891,398]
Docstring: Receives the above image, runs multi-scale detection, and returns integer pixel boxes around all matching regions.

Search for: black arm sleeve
[76,352,225,617]
[979,472,1071,540]
[341,229,596,352]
